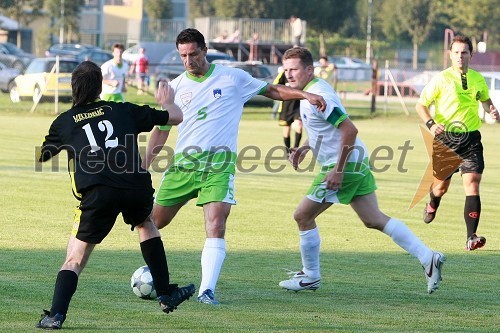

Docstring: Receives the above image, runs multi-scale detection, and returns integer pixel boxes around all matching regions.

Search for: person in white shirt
[277,47,445,295]
[143,28,326,305]
[101,43,128,102]
[290,15,303,47]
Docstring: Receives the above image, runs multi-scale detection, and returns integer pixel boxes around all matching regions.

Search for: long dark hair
[71,61,102,107]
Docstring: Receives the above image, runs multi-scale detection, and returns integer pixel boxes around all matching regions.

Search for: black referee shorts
[73,185,154,244]
[278,100,301,126]
[432,130,484,181]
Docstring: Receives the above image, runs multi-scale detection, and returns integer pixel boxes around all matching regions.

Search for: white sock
[383,218,433,266]
[199,238,226,296]
[299,227,321,279]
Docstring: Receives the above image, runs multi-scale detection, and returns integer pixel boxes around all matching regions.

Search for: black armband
[425,119,436,129]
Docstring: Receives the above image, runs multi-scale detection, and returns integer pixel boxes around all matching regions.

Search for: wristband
[425,119,436,129]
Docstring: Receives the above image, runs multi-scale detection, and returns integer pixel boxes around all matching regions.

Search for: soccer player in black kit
[35,61,194,330]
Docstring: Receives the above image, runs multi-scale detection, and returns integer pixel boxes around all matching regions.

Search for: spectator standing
[290,15,303,47]
[314,56,334,84]
[133,47,149,95]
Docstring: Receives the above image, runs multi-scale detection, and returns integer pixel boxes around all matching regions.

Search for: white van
[122,42,176,72]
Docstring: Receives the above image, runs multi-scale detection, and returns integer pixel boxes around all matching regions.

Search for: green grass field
[0,90,499,332]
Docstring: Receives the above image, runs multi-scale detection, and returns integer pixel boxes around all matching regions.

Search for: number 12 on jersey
[82,120,119,152]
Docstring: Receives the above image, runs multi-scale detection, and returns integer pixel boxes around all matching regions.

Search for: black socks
[464,195,481,237]
[140,237,172,296]
[50,270,78,317]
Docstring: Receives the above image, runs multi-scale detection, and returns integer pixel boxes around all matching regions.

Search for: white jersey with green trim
[301,78,368,166]
[169,64,267,156]
[100,60,129,95]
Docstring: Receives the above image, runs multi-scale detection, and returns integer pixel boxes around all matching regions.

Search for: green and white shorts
[306,160,377,205]
[155,168,236,207]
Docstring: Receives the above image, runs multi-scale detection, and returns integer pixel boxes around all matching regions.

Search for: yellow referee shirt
[418,67,490,132]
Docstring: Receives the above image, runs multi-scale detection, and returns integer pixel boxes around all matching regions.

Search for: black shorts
[278,100,301,126]
[73,185,154,244]
[432,130,484,181]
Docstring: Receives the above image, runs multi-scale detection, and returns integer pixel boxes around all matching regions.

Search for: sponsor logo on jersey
[73,106,107,123]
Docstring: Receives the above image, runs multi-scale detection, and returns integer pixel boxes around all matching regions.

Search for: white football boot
[279,271,321,292]
[423,252,446,294]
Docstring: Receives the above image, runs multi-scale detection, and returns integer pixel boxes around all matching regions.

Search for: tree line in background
[1,0,498,66]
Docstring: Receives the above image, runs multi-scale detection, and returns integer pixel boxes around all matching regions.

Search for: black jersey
[39,100,169,197]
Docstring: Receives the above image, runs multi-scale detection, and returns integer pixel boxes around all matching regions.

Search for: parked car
[45,43,100,59]
[214,60,274,105]
[10,57,79,103]
[0,62,20,93]
[76,49,113,66]
[155,49,235,83]
[0,42,35,70]
[330,56,371,69]
[314,56,372,81]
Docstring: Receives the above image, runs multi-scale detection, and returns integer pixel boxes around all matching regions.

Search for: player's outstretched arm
[263,84,326,111]
[142,127,170,170]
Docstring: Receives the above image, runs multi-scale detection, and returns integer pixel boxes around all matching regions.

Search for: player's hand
[489,105,500,121]
[430,123,445,136]
[305,92,326,112]
[155,80,174,105]
[323,167,344,191]
[289,146,309,170]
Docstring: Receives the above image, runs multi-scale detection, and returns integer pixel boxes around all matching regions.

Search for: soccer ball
[131,265,157,299]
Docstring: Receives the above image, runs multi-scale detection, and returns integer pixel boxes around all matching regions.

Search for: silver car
[155,49,236,83]
[0,62,20,93]
[0,42,35,70]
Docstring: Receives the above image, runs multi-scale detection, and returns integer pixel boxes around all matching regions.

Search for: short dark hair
[320,56,328,62]
[283,47,314,67]
[450,35,473,54]
[71,61,102,107]
[112,43,124,51]
[176,28,206,50]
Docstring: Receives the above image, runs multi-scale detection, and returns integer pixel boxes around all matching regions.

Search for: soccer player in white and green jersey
[277,47,445,294]
[143,29,326,304]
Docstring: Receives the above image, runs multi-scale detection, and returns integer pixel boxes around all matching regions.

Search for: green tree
[45,0,84,43]
[144,0,172,41]
[212,0,271,18]
[394,0,438,69]
[0,0,44,47]
[438,0,499,49]
[189,0,216,19]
